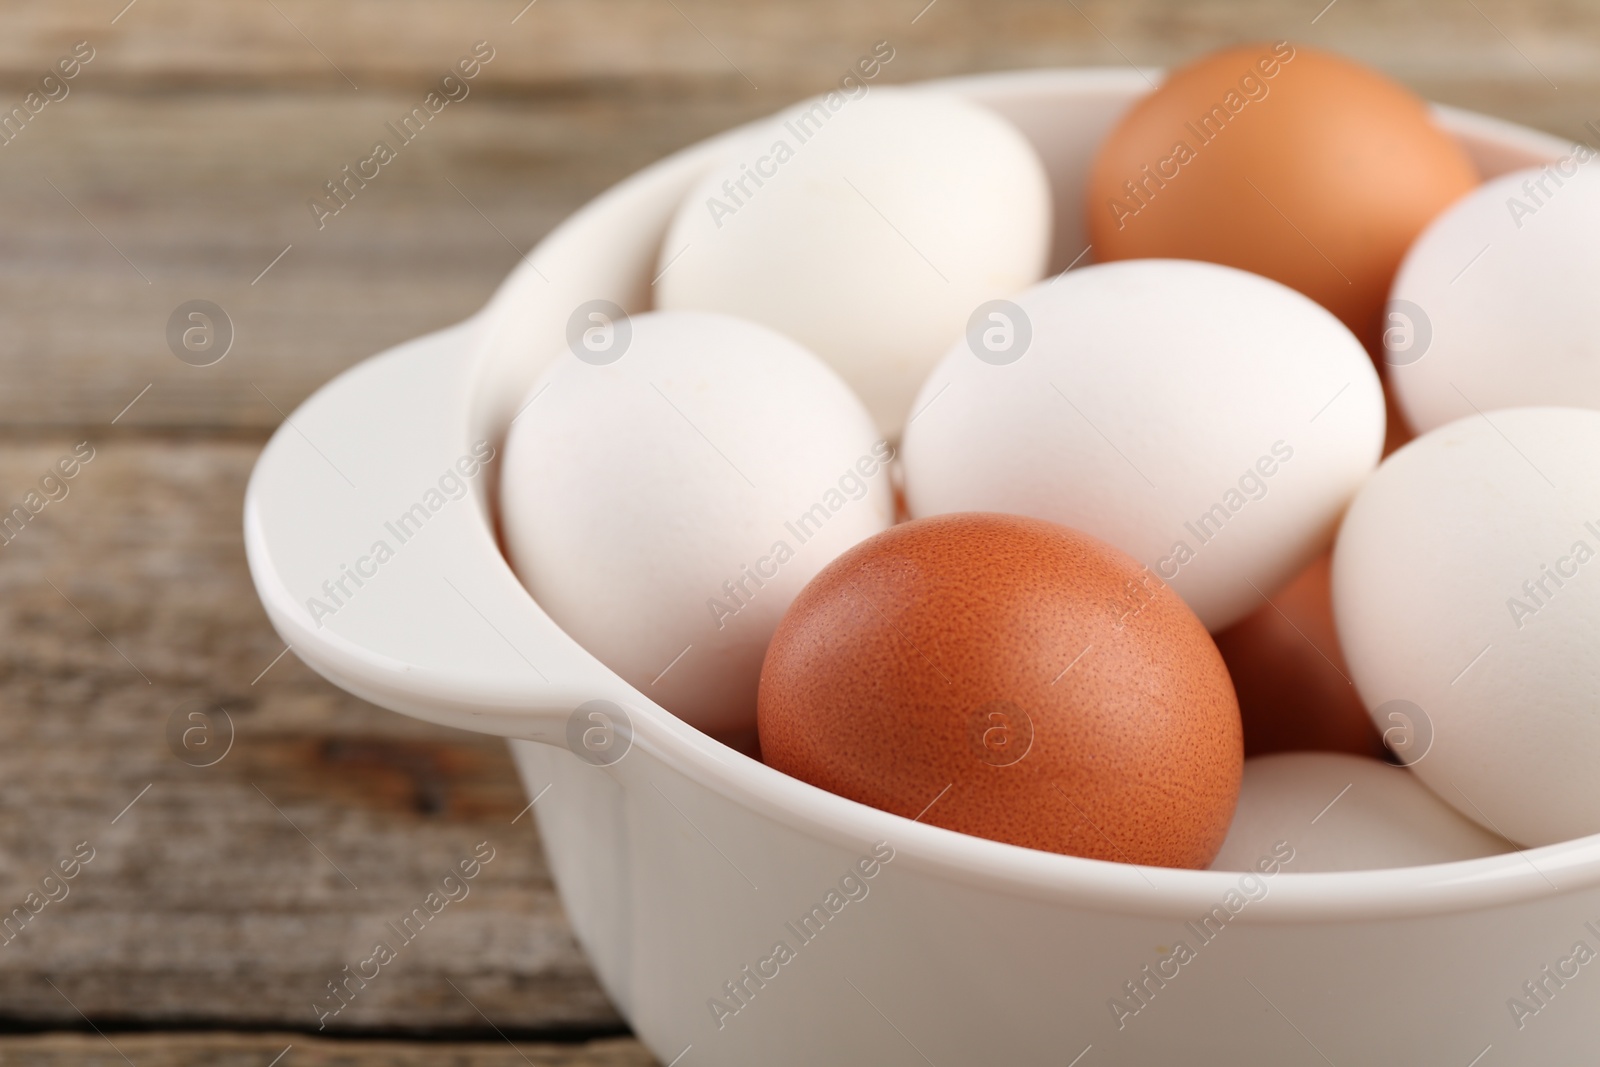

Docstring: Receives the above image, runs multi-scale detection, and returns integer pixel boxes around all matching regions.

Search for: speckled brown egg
[757,513,1242,869]
[1086,42,1479,355]
[1213,552,1385,760]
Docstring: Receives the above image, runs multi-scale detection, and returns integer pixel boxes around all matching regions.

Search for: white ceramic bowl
[244,69,1594,1065]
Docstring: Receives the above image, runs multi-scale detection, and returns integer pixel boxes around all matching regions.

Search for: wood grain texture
[0,439,621,1033]
[0,92,765,433]
[0,1033,653,1066]
[0,0,1594,96]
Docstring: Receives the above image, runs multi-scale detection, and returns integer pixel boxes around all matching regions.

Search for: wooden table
[0,1,1591,1061]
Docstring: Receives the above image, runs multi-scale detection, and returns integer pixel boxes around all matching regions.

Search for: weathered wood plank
[0,90,772,433]
[0,0,1593,97]
[0,1033,655,1066]
[0,438,622,1032]
[0,90,767,433]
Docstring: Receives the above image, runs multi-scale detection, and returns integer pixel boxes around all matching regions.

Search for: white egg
[1333,407,1600,846]
[1210,753,1507,873]
[655,88,1052,438]
[1387,153,1600,434]
[900,259,1385,632]
[500,310,893,739]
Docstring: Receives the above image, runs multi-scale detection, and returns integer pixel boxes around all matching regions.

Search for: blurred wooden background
[0,0,1593,1062]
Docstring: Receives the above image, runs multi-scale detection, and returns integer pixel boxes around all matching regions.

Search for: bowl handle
[241,120,742,745]
[243,318,642,742]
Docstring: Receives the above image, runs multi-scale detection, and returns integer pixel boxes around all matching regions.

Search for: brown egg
[1213,552,1385,759]
[757,513,1242,869]
[1086,42,1479,354]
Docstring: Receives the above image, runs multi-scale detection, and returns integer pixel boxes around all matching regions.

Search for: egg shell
[1086,42,1479,353]
[901,259,1385,632]
[1387,158,1600,434]
[1332,407,1600,846]
[1212,552,1384,759]
[1211,752,1508,872]
[758,512,1243,869]
[500,310,893,739]
[655,88,1052,437]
